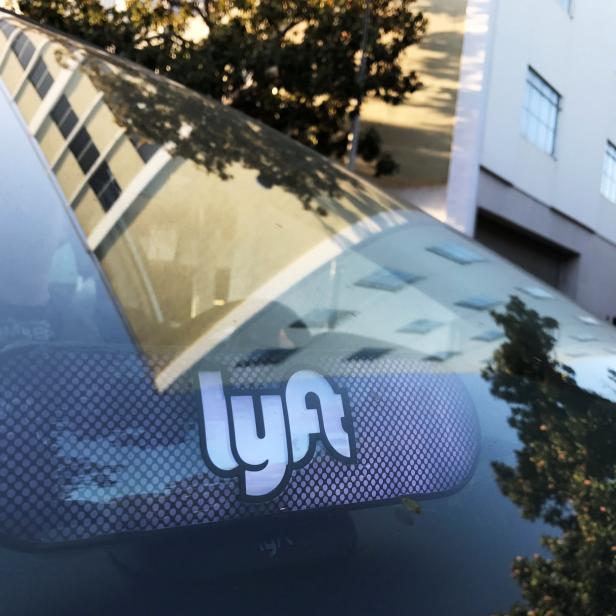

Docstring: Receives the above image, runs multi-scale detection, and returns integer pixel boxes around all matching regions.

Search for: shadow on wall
[359,25,467,188]
[419,29,467,87]
[358,119,454,187]
[357,0,471,191]
[474,211,579,294]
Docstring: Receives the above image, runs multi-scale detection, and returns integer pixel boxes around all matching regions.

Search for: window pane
[0,19,16,37]
[601,142,616,203]
[521,68,560,155]
[68,127,89,159]
[128,134,160,162]
[51,95,78,137]
[11,31,34,68]
[68,127,100,173]
[28,58,53,98]
[89,162,120,210]
[98,177,121,210]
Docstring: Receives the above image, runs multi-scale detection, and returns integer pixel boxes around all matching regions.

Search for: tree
[483,296,616,616]
[17,0,427,176]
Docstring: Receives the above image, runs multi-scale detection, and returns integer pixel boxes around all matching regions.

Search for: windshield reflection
[2,17,616,392]
[484,296,616,615]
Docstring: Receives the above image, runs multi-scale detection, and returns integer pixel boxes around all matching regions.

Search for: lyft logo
[198,370,356,501]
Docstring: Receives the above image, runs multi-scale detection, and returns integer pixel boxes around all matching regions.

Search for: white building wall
[481,0,616,244]
[445,0,498,235]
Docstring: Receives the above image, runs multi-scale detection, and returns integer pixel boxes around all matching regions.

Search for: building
[364,0,616,324]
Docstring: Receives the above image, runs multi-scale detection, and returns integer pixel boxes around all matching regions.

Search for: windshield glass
[1,14,616,616]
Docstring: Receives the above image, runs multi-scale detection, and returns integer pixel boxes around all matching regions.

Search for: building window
[521,68,561,156]
[49,92,122,211]
[0,19,16,38]
[51,95,78,137]
[11,31,35,69]
[28,57,53,98]
[128,134,160,162]
[89,163,121,211]
[69,127,100,174]
[601,141,616,203]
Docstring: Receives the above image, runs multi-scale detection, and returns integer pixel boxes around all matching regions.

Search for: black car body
[0,11,615,616]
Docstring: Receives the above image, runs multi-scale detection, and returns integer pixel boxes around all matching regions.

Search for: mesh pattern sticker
[0,347,479,546]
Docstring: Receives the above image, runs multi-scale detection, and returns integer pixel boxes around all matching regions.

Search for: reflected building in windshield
[1,12,616,395]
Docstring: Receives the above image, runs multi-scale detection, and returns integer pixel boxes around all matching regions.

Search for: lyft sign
[198,370,356,500]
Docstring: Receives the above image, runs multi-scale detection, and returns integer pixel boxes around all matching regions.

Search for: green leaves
[18,0,426,176]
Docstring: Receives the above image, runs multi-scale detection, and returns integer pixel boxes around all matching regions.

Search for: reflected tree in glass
[483,296,616,615]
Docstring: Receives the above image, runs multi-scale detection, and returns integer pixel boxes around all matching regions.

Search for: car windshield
[1,13,616,616]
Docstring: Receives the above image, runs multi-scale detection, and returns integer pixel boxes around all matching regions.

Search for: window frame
[520,67,562,158]
[600,141,616,204]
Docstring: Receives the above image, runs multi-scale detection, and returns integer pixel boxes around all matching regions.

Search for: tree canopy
[483,296,616,616]
[17,0,427,176]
